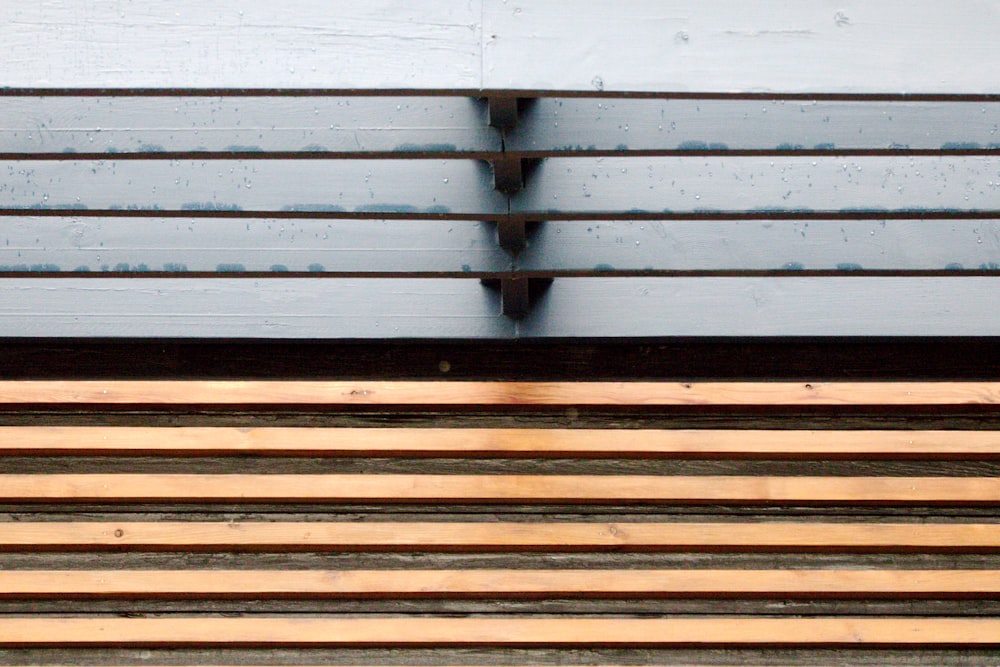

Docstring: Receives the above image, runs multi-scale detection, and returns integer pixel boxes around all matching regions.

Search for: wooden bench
[2,380,999,663]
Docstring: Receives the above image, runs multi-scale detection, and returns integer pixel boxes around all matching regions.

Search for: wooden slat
[6,427,1000,458]
[5,569,1000,598]
[0,279,513,339]
[4,474,1000,504]
[518,277,1000,337]
[0,380,997,405]
[3,522,999,552]
[2,278,996,338]
[4,616,1000,646]
[0,2,483,90]
[483,1,1000,94]
[0,160,506,217]
[0,218,509,277]
[0,97,499,156]
[517,219,1000,275]
[506,99,1000,155]
[510,156,1000,217]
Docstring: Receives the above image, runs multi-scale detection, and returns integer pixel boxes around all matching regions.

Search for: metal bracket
[487,96,520,132]
[481,277,553,320]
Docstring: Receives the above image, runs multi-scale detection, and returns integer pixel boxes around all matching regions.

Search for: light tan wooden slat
[5,569,1000,598]
[0,381,998,406]
[3,474,998,504]
[3,522,1000,552]
[4,426,1000,458]
[3,617,1000,646]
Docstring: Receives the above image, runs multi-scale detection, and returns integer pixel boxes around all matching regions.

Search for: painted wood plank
[4,474,998,504]
[6,427,999,458]
[0,218,509,276]
[4,522,997,552]
[0,1,483,89]
[5,616,1000,646]
[506,99,1000,154]
[483,1,1000,94]
[0,160,506,217]
[510,156,1000,216]
[0,279,511,339]
[519,277,1000,337]
[0,381,997,406]
[7,569,1000,598]
[0,97,500,156]
[518,220,1000,274]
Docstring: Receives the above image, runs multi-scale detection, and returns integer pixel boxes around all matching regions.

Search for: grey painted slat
[0,2,482,89]
[506,99,1000,154]
[0,218,509,276]
[0,97,500,156]
[0,279,511,339]
[517,220,1000,274]
[483,1,1000,94]
[518,277,1000,337]
[511,156,1000,216]
[0,160,506,217]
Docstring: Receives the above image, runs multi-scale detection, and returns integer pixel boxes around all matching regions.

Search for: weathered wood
[0,218,509,276]
[5,616,1000,646]
[4,474,1000,504]
[518,219,1000,275]
[483,1,1000,94]
[6,1,1000,94]
[4,522,999,552]
[0,380,997,405]
[5,277,996,338]
[0,2,483,90]
[518,277,1000,337]
[6,569,1000,598]
[510,156,1000,216]
[6,427,999,458]
[0,279,512,339]
[0,96,499,156]
[0,159,505,217]
[506,99,1000,154]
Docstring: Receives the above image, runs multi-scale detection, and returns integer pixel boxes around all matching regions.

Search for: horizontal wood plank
[0,218,509,276]
[519,277,1000,337]
[4,474,998,504]
[5,616,1000,646]
[5,522,997,552]
[518,219,1000,275]
[0,160,506,216]
[483,1,1000,94]
[0,97,499,156]
[506,99,1000,155]
[0,380,997,405]
[0,279,512,339]
[510,156,1000,217]
[5,427,999,458]
[5,569,1000,598]
[0,2,483,90]
[2,278,997,338]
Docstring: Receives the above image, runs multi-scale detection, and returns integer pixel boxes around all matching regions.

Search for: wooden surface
[6,427,999,458]
[6,569,1000,598]
[5,473,999,504]
[5,616,1000,646]
[4,1,999,93]
[5,522,999,551]
[0,380,997,405]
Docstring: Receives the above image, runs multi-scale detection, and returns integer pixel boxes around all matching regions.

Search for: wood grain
[5,569,1000,598]
[5,427,999,458]
[0,159,505,216]
[4,474,999,504]
[0,97,499,156]
[4,616,1000,646]
[4,522,999,552]
[0,380,996,405]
